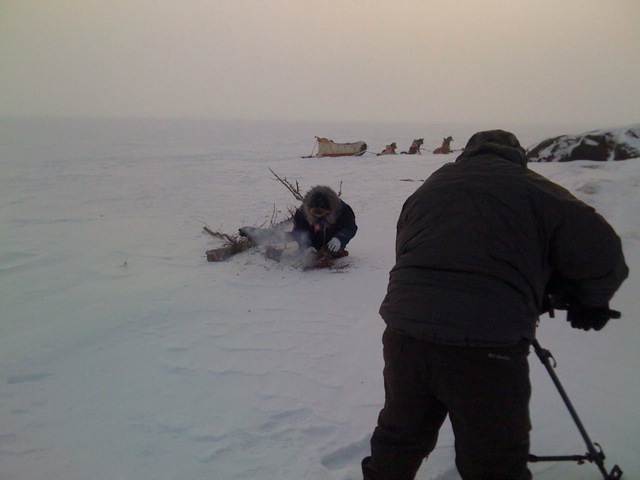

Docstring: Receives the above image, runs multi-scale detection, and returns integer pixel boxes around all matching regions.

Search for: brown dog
[377,142,397,156]
[433,136,453,154]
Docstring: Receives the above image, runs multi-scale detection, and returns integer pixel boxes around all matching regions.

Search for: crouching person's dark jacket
[292,186,357,251]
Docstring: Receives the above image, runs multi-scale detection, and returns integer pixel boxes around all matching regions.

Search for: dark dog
[401,138,424,155]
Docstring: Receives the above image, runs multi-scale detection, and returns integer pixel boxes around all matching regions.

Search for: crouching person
[292,186,357,266]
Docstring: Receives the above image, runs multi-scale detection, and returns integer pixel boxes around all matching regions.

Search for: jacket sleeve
[548,195,628,307]
[332,202,358,246]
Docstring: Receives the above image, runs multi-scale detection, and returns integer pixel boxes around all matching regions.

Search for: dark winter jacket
[379,130,628,347]
[292,186,358,251]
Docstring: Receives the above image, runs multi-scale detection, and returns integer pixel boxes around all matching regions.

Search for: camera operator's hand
[567,304,620,331]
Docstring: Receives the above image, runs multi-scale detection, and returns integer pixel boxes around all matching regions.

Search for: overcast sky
[2,1,639,125]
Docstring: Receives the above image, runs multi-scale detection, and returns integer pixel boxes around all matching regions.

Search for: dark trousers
[363,327,532,480]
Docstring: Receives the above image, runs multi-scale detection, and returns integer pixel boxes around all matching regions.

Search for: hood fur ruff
[302,186,341,225]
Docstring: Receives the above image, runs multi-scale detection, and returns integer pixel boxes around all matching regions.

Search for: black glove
[566,305,621,331]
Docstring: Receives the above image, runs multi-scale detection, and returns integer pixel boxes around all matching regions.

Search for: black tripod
[529,338,623,479]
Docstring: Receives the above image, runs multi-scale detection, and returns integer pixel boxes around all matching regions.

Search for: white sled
[303,137,367,158]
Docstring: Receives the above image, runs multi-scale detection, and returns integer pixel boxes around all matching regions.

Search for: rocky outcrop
[527,124,640,162]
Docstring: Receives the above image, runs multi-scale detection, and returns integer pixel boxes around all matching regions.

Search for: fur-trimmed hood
[302,185,342,225]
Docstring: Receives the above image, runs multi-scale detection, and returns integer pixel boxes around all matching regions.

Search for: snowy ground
[1,118,638,480]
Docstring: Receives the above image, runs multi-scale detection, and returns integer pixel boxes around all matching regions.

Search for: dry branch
[203,225,237,243]
[205,241,251,262]
[203,224,252,262]
[269,168,303,201]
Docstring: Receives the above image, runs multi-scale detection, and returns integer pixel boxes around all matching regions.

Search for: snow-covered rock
[527,124,640,162]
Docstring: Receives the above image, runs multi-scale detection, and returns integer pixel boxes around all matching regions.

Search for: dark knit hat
[458,129,528,167]
[464,130,522,150]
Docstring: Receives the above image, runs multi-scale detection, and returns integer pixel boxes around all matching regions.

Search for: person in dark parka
[292,185,357,256]
[362,130,628,480]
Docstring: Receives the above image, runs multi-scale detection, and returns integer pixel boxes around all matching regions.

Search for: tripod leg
[531,340,622,479]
